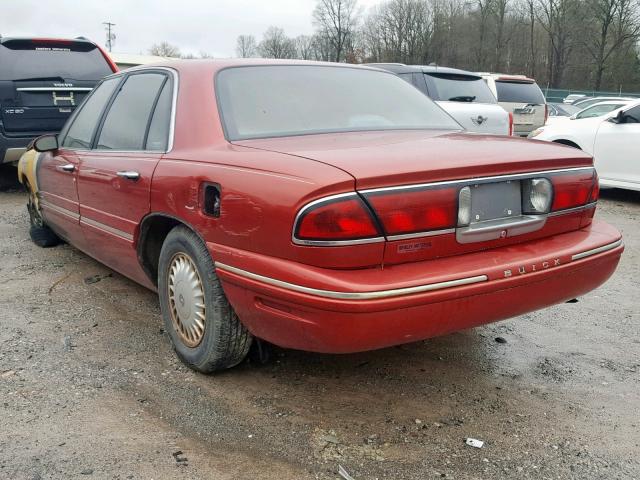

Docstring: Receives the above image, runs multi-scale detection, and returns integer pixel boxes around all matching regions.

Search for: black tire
[29,224,61,248]
[26,184,61,248]
[158,225,252,373]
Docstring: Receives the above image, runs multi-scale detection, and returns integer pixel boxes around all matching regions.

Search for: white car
[530,100,640,191]
[563,94,586,104]
[371,64,512,135]
[545,100,633,126]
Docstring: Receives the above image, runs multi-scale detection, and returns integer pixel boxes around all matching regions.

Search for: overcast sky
[0,0,381,57]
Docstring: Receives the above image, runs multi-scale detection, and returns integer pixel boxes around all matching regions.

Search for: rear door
[494,79,546,136]
[0,38,115,136]
[593,104,640,189]
[38,77,120,245]
[77,70,174,286]
[420,72,509,135]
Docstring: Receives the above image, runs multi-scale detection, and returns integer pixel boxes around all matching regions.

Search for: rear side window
[0,39,113,81]
[96,73,167,150]
[425,73,497,103]
[61,77,119,149]
[145,80,173,151]
[495,81,545,104]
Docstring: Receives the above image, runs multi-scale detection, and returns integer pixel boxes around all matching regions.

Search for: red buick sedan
[18,60,623,372]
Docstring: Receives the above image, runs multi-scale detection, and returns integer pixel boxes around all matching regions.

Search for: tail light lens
[294,194,381,243]
[508,112,514,136]
[550,171,596,211]
[522,178,552,214]
[363,187,458,236]
[589,172,600,202]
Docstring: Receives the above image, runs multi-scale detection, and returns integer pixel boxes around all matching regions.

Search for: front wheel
[158,226,252,373]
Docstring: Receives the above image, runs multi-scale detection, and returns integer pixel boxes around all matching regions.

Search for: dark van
[0,37,117,167]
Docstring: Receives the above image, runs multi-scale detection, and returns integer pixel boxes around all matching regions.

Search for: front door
[38,77,121,246]
[593,104,640,190]
[76,71,174,287]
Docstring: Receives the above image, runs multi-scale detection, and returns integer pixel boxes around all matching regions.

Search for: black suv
[0,37,117,168]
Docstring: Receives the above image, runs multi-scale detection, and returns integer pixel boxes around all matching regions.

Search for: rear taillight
[294,194,381,243]
[508,112,514,136]
[522,178,553,214]
[589,172,600,202]
[363,187,458,236]
[550,170,597,211]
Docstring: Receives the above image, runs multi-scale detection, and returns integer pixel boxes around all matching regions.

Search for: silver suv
[478,73,547,137]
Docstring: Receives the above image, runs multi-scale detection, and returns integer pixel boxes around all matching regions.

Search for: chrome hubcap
[167,252,206,347]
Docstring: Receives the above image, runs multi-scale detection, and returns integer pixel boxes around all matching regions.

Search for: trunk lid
[234,130,593,190]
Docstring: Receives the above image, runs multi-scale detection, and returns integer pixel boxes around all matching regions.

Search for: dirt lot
[1,167,639,480]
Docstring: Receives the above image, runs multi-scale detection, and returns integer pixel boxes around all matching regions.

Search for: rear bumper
[0,131,33,164]
[210,221,623,353]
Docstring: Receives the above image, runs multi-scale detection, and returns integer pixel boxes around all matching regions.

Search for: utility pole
[103,21,116,52]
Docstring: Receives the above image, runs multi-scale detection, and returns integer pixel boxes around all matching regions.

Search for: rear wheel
[158,226,252,373]
[26,183,61,248]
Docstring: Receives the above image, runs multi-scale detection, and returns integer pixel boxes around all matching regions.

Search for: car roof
[0,36,98,47]
[582,100,633,106]
[365,63,482,78]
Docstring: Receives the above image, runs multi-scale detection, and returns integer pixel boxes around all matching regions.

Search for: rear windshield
[425,73,497,103]
[0,40,113,81]
[495,81,545,104]
[216,65,462,141]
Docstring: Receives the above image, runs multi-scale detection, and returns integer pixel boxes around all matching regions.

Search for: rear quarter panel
[152,145,385,269]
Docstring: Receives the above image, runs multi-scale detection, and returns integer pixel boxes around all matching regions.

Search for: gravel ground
[1,169,639,480]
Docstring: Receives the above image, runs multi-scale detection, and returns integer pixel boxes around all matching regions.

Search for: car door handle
[60,163,75,172]
[116,171,140,181]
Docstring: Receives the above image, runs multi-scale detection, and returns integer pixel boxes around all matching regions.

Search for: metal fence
[544,87,640,103]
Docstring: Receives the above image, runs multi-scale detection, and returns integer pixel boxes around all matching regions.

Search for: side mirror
[609,110,625,124]
[33,134,59,152]
[569,114,577,120]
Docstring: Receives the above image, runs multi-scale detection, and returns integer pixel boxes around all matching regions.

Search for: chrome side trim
[359,167,595,194]
[81,217,134,242]
[214,262,488,300]
[292,192,385,246]
[16,87,93,92]
[548,202,596,217]
[571,239,623,261]
[387,228,455,241]
[41,200,80,221]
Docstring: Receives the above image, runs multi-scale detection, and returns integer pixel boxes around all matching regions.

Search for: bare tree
[258,27,296,59]
[149,41,181,58]
[295,35,316,59]
[536,0,579,87]
[236,35,258,58]
[313,0,361,62]
[585,0,640,88]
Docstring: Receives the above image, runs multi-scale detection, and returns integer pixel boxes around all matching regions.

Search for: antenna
[103,21,116,52]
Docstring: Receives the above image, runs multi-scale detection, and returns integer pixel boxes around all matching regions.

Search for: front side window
[576,103,625,119]
[495,81,546,104]
[216,65,461,141]
[61,77,119,149]
[96,73,167,150]
[424,73,497,103]
[622,105,640,123]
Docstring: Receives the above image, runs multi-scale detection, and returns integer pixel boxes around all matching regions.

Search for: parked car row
[17,58,623,372]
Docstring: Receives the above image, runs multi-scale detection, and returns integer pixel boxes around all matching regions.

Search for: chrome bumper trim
[571,239,623,261]
[214,262,488,300]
